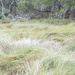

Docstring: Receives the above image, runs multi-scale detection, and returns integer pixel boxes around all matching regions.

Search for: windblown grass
[0,19,75,41]
[0,19,75,75]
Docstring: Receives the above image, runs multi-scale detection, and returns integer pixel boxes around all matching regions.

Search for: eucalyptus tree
[0,0,75,19]
[0,0,6,17]
[0,0,17,17]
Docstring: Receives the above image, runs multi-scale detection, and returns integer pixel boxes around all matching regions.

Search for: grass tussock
[63,39,75,51]
[0,19,75,75]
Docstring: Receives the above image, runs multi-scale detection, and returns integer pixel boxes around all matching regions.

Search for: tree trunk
[0,0,6,18]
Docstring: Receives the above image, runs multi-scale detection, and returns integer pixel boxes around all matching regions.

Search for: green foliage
[0,0,75,19]
[61,0,75,6]
[17,0,33,13]
[0,14,3,19]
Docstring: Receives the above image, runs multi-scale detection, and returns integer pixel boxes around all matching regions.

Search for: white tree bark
[0,0,6,18]
[9,1,15,15]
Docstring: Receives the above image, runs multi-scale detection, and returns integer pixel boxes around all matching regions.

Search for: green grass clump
[0,46,45,72]
[42,57,59,71]
[64,40,75,51]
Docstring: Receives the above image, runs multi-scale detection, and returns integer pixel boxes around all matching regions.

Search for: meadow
[0,19,75,75]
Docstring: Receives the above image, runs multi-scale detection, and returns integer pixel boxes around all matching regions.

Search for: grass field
[0,19,75,75]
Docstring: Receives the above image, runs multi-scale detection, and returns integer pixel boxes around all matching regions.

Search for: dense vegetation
[0,0,75,19]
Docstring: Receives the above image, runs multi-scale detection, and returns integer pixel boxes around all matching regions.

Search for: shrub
[0,14,3,19]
